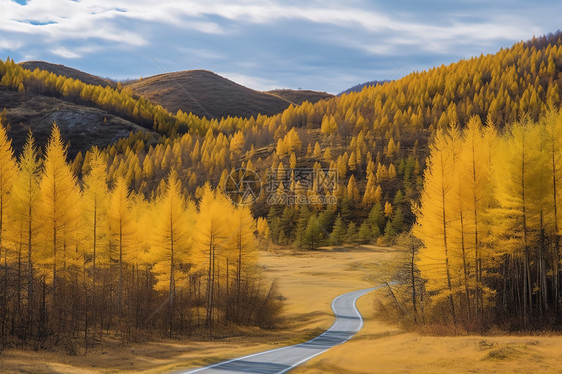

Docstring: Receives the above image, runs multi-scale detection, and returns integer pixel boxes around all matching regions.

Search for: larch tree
[543,109,562,310]
[82,148,109,282]
[414,129,457,324]
[9,132,40,335]
[108,176,136,317]
[491,120,547,327]
[225,205,256,319]
[37,124,82,300]
[362,173,379,205]
[0,123,17,284]
[193,185,230,330]
[150,170,196,335]
[447,123,473,320]
[457,116,494,319]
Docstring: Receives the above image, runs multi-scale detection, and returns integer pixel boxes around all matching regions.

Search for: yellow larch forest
[0,123,279,344]
[414,109,562,330]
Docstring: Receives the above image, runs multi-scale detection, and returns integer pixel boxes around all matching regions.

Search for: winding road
[183,287,376,374]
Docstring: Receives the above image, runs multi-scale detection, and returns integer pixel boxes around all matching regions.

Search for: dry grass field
[1,246,561,373]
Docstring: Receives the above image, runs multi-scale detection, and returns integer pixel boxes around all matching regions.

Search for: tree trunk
[440,151,456,325]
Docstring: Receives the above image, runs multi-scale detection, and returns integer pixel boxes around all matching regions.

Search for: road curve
[182,287,376,374]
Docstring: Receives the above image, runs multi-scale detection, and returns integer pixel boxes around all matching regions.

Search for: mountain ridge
[20,61,114,88]
[125,69,294,119]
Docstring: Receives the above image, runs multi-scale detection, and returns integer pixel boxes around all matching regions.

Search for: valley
[0,12,561,372]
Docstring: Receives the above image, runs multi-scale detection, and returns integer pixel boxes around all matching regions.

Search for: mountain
[0,86,150,157]
[338,80,389,95]
[266,89,333,105]
[20,61,114,88]
[125,70,295,119]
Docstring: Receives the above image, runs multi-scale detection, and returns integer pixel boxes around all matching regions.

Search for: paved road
[183,287,376,374]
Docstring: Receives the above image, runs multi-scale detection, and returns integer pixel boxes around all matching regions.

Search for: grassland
[1,246,561,373]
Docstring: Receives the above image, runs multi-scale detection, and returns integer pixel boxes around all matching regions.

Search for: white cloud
[217,71,281,91]
[0,0,553,57]
[52,47,81,59]
[0,0,560,92]
[0,40,23,50]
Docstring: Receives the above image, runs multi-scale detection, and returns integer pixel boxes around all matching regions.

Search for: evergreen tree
[303,215,323,250]
[330,215,346,246]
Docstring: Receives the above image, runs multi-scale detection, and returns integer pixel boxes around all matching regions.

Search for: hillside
[267,89,333,105]
[20,61,114,88]
[0,86,150,157]
[338,79,389,95]
[126,70,295,119]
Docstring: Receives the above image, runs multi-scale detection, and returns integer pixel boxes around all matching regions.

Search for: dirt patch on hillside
[0,87,153,157]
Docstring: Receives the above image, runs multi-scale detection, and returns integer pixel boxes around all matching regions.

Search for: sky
[0,0,560,94]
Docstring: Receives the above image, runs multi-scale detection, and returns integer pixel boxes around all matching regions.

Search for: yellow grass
[293,294,562,374]
[0,246,382,373]
[2,245,562,373]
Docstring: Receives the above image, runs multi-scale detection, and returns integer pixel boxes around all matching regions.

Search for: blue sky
[0,0,560,94]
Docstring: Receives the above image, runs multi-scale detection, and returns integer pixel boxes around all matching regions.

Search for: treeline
[414,109,562,330]
[0,123,279,350]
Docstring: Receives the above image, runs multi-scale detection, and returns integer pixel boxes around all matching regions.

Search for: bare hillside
[0,86,150,157]
[126,70,295,119]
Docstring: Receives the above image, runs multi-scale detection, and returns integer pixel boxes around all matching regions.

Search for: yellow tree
[7,131,39,333]
[256,217,270,245]
[362,173,379,205]
[313,142,322,158]
[346,175,360,204]
[0,122,17,270]
[323,147,332,162]
[225,205,256,319]
[38,124,82,296]
[445,123,473,319]
[230,131,245,158]
[289,152,297,169]
[287,128,302,153]
[82,148,108,279]
[321,115,338,136]
[108,177,136,316]
[193,185,230,329]
[543,109,562,309]
[414,129,457,324]
[150,170,195,335]
[457,116,495,318]
[491,120,549,326]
